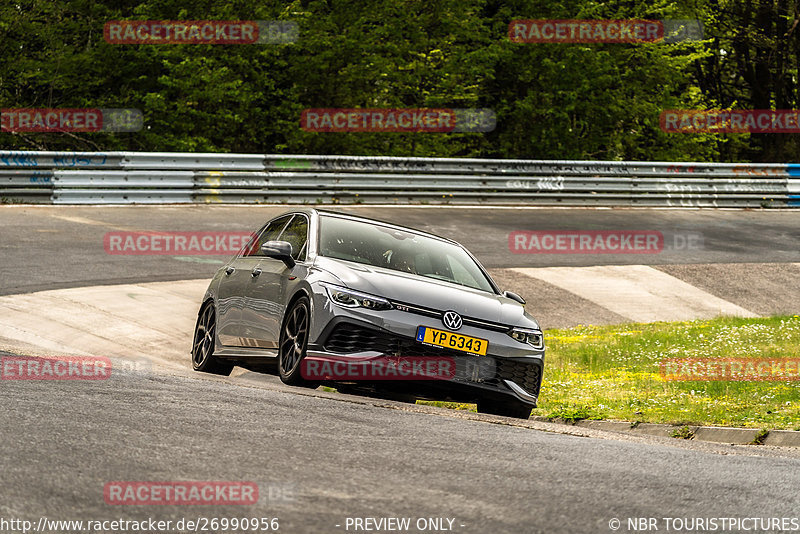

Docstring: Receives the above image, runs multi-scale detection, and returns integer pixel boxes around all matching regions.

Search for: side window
[277,215,309,261]
[243,215,292,257]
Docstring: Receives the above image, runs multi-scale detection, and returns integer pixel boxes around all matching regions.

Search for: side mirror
[503,290,526,305]
[261,240,296,268]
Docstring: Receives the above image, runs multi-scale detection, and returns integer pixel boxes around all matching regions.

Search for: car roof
[313,209,458,244]
[276,208,459,245]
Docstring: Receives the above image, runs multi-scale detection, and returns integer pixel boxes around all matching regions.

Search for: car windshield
[318,215,495,293]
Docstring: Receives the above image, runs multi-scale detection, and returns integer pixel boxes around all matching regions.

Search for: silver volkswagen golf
[192,209,544,418]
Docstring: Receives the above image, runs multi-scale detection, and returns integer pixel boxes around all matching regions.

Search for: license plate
[415,326,488,356]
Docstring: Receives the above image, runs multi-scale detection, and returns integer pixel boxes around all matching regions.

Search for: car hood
[313,256,539,329]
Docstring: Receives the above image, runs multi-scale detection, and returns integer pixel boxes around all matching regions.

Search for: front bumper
[307,316,544,406]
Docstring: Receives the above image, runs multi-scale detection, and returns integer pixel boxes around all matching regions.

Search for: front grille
[389,300,511,333]
[323,322,542,398]
[497,358,542,399]
[451,355,542,399]
[323,323,398,354]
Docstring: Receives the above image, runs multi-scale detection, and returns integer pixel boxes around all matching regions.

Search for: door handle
[251,268,262,277]
[225,266,235,276]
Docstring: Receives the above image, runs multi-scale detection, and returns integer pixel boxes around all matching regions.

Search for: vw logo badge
[442,311,463,331]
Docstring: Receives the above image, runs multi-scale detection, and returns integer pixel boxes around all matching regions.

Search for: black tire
[191,302,234,376]
[477,398,532,419]
[278,296,318,388]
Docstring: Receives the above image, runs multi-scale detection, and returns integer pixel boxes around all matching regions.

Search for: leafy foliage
[0,0,795,161]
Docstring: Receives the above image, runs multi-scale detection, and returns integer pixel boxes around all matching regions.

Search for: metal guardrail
[1,151,798,207]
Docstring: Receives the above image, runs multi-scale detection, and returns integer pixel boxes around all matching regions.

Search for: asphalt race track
[2,205,800,534]
[2,205,800,295]
[4,365,800,533]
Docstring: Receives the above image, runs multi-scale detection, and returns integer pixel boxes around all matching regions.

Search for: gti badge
[442,310,463,331]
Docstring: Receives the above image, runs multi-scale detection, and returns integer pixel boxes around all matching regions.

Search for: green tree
[0,0,772,162]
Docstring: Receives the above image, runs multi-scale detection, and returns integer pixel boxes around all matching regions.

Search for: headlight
[322,283,393,311]
[508,327,544,349]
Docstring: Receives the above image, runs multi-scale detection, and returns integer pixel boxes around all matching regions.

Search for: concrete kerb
[530,416,800,447]
[762,430,800,447]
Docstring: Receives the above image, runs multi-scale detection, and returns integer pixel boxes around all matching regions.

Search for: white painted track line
[511,265,757,323]
[0,280,208,369]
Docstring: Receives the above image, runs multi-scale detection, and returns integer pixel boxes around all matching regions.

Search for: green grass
[417,315,800,429]
[671,425,695,439]
[535,315,800,429]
